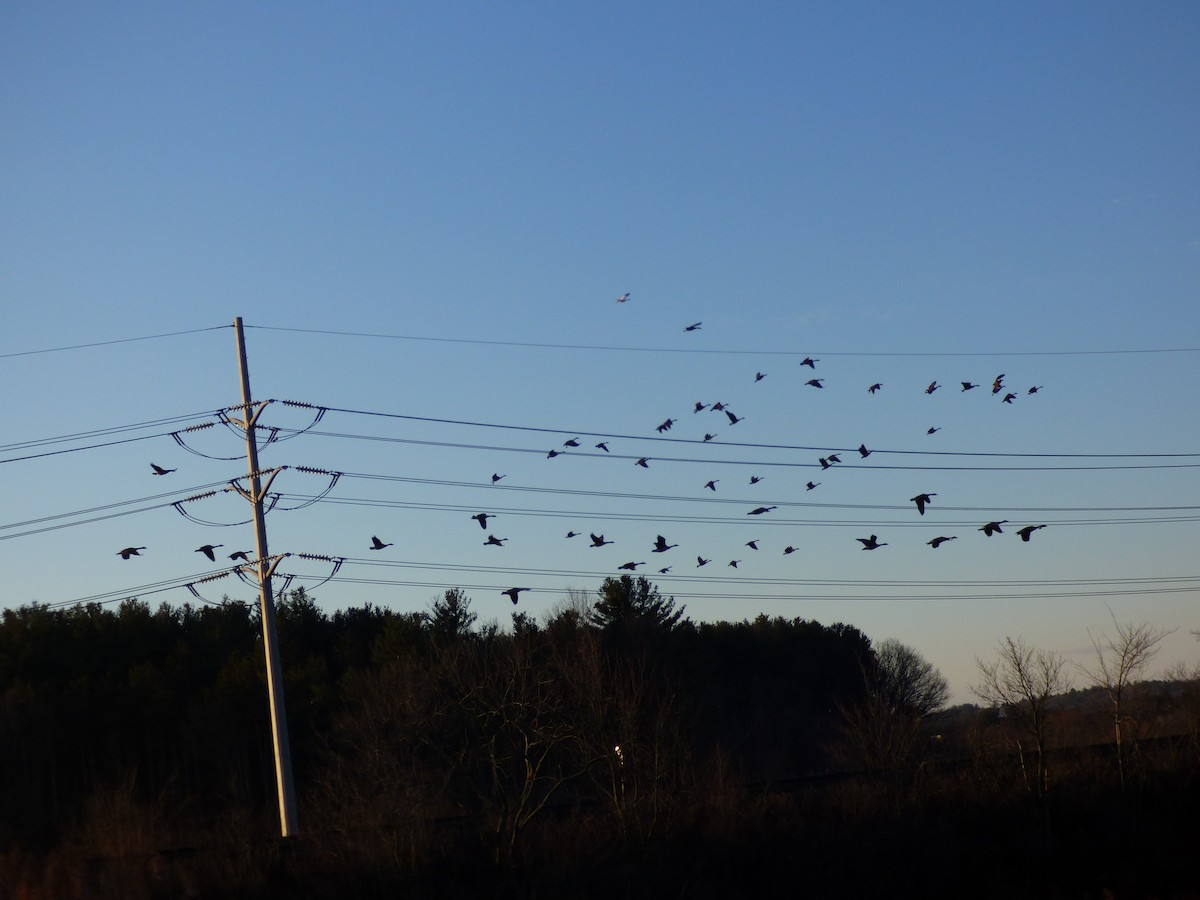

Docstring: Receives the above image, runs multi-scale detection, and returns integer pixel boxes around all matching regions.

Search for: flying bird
[652,535,678,553]
[819,457,832,470]
[684,322,702,331]
[618,561,645,571]
[927,427,941,435]
[696,556,710,567]
[369,536,393,550]
[755,372,766,382]
[725,410,743,425]
[149,463,175,476]
[992,374,1005,394]
[727,560,741,568]
[979,520,1008,537]
[747,506,777,515]
[616,292,630,303]
[801,357,819,368]
[116,546,146,559]
[927,536,957,549]
[502,588,528,605]
[704,480,719,491]
[693,402,708,413]
[925,381,940,395]
[826,453,841,464]
[229,550,252,562]
[471,513,494,530]
[868,383,882,394]
[857,535,887,550]
[911,493,937,516]
[805,378,824,389]
[563,438,581,448]
[566,531,581,538]
[195,543,224,561]
[1016,525,1047,542]
[857,444,871,458]
[1027,385,1044,395]
[595,442,610,452]
[658,567,672,574]
[745,539,759,550]
[656,418,676,433]
[1002,392,1017,404]
[710,402,726,411]
[547,449,561,459]
[749,475,763,485]
[484,535,507,547]
[590,533,613,547]
[703,433,717,442]
[491,473,505,484]
[783,545,798,555]
[635,457,650,468]
[961,382,978,392]
[805,481,820,491]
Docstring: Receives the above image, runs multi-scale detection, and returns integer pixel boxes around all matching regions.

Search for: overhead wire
[0,325,230,360]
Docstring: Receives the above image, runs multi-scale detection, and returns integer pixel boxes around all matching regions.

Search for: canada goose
[150,463,175,476]
[925,381,939,394]
[927,427,941,435]
[652,535,678,553]
[616,293,630,303]
[590,533,613,547]
[116,546,146,559]
[566,531,581,538]
[755,372,766,382]
[911,493,937,515]
[961,382,978,392]
[783,546,798,555]
[867,383,882,394]
[1002,393,1017,404]
[857,535,887,550]
[484,535,507,547]
[704,480,719,491]
[502,587,527,605]
[684,322,701,331]
[745,540,759,550]
[563,438,580,448]
[858,444,871,458]
[992,375,1005,394]
[749,475,764,485]
[696,556,710,567]
[471,513,493,530]
[595,442,610,452]
[979,520,1008,537]
[728,560,741,568]
[725,410,743,425]
[369,536,393,550]
[747,506,777,516]
[1016,524,1046,542]
[703,433,717,442]
[801,357,819,368]
[196,544,224,561]
[927,536,957,549]
[805,379,823,389]
[618,562,645,571]
[491,473,505,483]
[806,481,820,490]
[656,418,675,433]
[693,402,708,413]
[635,457,650,468]
[229,550,252,562]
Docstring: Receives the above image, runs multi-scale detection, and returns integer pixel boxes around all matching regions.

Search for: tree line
[1,577,1197,898]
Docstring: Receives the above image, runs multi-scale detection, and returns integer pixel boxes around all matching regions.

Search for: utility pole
[232,316,299,837]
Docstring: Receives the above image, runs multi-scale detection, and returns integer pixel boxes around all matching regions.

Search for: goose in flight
[747,506,777,515]
[656,418,675,433]
[961,382,978,392]
[755,372,766,382]
[616,292,630,303]
[652,535,678,553]
[566,531,581,538]
[471,513,494,530]
[658,566,672,574]
[590,533,613,547]
[704,480,719,491]
[749,475,763,485]
[1027,385,1044,395]
[925,381,940,395]
[595,442,610,452]
[196,543,224,561]
[563,438,581,448]
[783,545,798,555]
[867,383,882,394]
[992,374,1005,394]
[635,457,650,468]
[911,493,937,516]
[801,357,819,368]
[1002,392,1017,404]
[696,556,710,567]
[369,536,393,550]
[805,378,824,389]
[927,536,957,549]
[979,520,1008,537]
[703,433,717,442]
[502,587,528,605]
[727,560,741,568]
[805,481,820,491]
[745,539,759,550]
[1016,524,1046,542]
[229,550,252,562]
[858,444,871,458]
[150,463,176,476]
[491,473,505,484]
[725,410,744,425]
[484,534,507,547]
[684,322,702,331]
[857,535,887,550]
[927,427,941,435]
[618,561,645,571]
[116,546,146,559]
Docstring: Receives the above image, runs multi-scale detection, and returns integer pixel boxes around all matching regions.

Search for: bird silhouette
[783,545,798,555]
[484,535,507,547]
[116,546,146,559]
[801,357,819,368]
[911,493,937,515]
[857,535,887,550]
[658,566,672,574]
[747,506,777,515]
[806,481,820,490]
[979,520,1008,537]
[684,322,702,331]
[704,480,719,491]
[563,438,580,448]
[502,587,528,605]
[696,556,710,567]
[635,457,650,468]
[925,381,939,394]
[827,453,842,464]
[927,426,941,435]
[745,539,759,550]
[725,410,743,425]
[491,473,505,483]
[656,418,675,433]
[727,560,741,568]
[652,535,678,553]
[150,463,175,476]
[927,536,957,549]
[595,442,610,452]
[566,531,581,538]
[992,374,1005,394]
[1016,525,1046,542]
[618,561,645,571]
[471,513,494,529]
[547,449,561,459]
[961,382,978,392]
[805,378,824,389]
[693,402,708,413]
[703,433,717,442]
[754,372,766,382]
[749,475,763,485]
[616,292,630,303]
[819,457,832,470]
[868,383,882,394]
[858,444,871,458]
[369,536,393,550]
[1002,392,1017,404]
[1027,385,1044,395]
[195,543,224,561]
[229,550,252,562]
[590,533,613,547]
[710,402,726,411]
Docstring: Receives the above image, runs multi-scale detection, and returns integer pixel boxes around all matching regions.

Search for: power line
[0,325,230,359]
[0,410,222,454]
[244,324,1200,359]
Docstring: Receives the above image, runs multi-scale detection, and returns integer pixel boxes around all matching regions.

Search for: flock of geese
[115,299,1050,608]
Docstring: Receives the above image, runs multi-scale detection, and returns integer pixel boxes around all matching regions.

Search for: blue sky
[3,2,1198,702]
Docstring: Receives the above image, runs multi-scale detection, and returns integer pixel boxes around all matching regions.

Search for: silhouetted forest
[2,577,1198,899]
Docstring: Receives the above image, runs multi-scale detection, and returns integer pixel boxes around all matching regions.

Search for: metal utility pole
[232,316,299,837]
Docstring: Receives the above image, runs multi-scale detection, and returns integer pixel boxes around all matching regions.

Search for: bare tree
[1077,611,1175,790]
[972,636,1070,798]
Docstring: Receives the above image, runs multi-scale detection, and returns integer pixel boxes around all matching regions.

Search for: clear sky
[3,1,1198,702]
